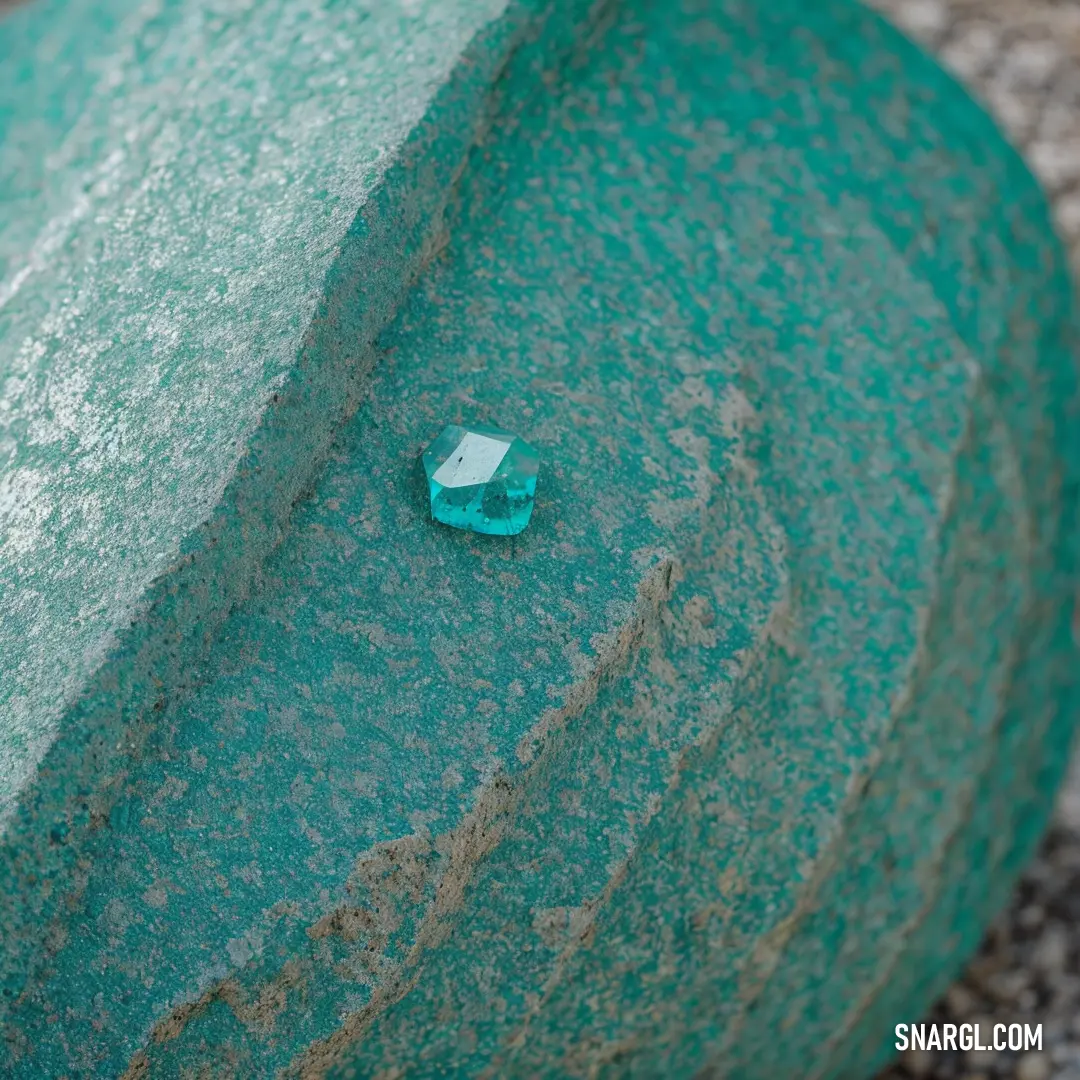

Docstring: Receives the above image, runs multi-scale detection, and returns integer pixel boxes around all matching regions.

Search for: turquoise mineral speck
[421,423,539,536]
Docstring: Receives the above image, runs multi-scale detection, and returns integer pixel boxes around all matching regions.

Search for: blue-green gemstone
[421,423,539,536]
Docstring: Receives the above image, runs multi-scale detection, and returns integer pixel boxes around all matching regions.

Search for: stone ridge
[119,559,677,1080]
[0,0,608,1013]
[0,0,496,826]
[864,3,1080,1079]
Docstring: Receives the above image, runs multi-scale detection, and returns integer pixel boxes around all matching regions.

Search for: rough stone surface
[0,0,507,826]
[1,0,1078,1077]
[0,0,604,1021]
[867,1,1080,1078]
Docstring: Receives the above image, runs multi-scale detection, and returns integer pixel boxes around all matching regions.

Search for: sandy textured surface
[867,7,1080,1080]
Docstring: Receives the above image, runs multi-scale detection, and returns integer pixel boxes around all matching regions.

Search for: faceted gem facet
[422,423,539,536]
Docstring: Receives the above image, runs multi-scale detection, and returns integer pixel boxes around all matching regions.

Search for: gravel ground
[866,4,1080,1078]
[869,0,1080,271]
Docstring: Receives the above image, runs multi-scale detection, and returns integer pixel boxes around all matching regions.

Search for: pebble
[1018,905,1046,932]
[946,985,980,1017]
[942,25,1002,81]
[1016,1052,1051,1080]
[904,1047,935,1077]
[1052,1043,1077,1066]
[891,0,949,39]
[987,970,1032,1004]
[965,1048,997,1071]
[1032,922,1069,974]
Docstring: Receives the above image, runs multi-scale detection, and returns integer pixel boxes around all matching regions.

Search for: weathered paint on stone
[1,0,1078,1078]
[0,0,605,1021]
[0,0,513,825]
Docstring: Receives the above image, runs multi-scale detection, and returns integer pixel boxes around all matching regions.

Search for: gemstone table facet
[421,423,539,536]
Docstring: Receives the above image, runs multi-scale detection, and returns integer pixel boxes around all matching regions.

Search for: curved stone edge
[621,5,1080,1074]
[699,379,1045,1078]
[804,17,1080,1056]
[625,5,1080,1070]
[305,2,1080,1075]
[0,0,612,1013]
[115,554,679,1078]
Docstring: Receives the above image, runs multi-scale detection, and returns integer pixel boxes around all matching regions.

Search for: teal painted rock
[1,0,1078,1076]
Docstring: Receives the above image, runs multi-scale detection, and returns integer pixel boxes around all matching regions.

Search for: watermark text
[896,1023,1042,1053]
